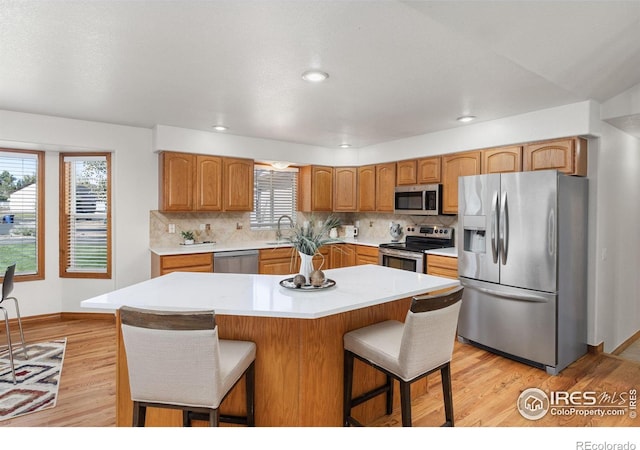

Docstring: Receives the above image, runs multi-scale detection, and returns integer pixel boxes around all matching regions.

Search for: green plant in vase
[181,230,195,245]
[284,215,341,282]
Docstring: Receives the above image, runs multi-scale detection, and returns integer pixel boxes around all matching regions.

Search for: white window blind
[0,151,40,276]
[251,165,298,229]
[62,155,110,276]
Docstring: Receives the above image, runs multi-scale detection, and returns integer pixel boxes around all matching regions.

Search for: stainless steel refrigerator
[457,170,588,375]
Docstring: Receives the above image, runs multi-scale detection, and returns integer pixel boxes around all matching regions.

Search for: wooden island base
[116,296,429,426]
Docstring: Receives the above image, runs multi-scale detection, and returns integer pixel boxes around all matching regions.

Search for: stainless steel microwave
[394,184,442,215]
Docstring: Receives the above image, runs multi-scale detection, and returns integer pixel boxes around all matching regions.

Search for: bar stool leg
[246,362,256,426]
[441,363,454,426]
[133,401,146,427]
[385,375,393,415]
[399,381,412,427]
[343,350,355,426]
[11,298,28,359]
[1,308,16,384]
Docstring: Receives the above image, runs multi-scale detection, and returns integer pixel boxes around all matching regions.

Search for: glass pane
[0,152,39,276]
[64,157,108,273]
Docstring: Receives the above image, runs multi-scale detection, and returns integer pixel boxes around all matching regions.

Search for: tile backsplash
[150,210,458,247]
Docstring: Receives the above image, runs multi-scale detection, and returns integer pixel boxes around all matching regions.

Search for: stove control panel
[405,225,454,239]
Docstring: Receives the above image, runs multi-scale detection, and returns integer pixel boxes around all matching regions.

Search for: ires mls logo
[517,388,550,420]
[517,387,637,420]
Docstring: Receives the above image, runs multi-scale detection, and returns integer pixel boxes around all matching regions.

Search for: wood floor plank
[1,316,638,427]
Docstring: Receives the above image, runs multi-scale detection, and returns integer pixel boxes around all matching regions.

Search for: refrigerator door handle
[548,208,556,257]
[499,191,509,264]
[465,283,550,303]
[491,191,499,263]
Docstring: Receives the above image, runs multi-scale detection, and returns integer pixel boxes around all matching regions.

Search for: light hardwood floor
[2,315,639,427]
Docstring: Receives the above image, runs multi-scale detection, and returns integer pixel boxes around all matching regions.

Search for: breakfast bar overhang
[81,264,459,426]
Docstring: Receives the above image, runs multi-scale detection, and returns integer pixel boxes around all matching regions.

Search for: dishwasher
[213,250,259,274]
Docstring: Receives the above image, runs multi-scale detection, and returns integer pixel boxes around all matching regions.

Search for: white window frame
[251,165,298,230]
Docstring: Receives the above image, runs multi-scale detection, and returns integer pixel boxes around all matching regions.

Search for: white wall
[592,123,640,352]
[154,125,359,167]
[358,101,596,164]
[0,110,155,315]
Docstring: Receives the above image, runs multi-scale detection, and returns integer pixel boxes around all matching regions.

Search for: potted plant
[284,216,341,279]
[181,230,195,245]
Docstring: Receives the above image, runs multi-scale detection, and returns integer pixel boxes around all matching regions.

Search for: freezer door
[458,278,557,367]
[458,173,500,283]
[500,171,557,292]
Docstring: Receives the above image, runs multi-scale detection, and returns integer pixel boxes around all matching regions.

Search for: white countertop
[80,264,459,319]
[425,247,458,257]
[150,239,457,257]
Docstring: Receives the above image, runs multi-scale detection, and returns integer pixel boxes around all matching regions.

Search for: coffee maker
[344,225,358,239]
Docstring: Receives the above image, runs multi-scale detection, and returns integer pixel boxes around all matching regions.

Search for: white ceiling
[1,0,640,148]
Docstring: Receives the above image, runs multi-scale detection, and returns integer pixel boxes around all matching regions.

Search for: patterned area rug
[0,339,66,421]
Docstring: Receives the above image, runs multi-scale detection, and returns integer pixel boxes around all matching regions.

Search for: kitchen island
[81,264,459,426]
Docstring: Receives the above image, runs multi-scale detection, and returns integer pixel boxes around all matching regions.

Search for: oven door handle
[379,248,424,260]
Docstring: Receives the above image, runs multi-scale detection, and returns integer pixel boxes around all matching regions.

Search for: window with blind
[0,149,44,280]
[251,165,298,229]
[60,153,111,278]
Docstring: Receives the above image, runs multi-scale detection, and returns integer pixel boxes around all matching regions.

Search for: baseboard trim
[612,330,640,355]
[588,342,604,354]
[61,312,115,322]
[10,312,115,327]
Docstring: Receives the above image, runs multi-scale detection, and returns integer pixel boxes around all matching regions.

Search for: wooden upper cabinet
[222,157,254,211]
[417,157,441,184]
[357,165,376,212]
[396,160,417,185]
[523,137,587,176]
[298,165,334,212]
[160,152,253,212]
[482,146,522,174]
[333,167,358,212]
[441,151,481,214]
[159,151,195,211]
[195,155,223,211]
[375,163,396,212]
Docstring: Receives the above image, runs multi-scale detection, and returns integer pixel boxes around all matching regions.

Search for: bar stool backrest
[2,264,16,301]
[120,306,224,409]
[398,286,463,380]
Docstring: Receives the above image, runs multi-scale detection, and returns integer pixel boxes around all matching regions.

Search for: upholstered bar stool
[343,286,463,427]
[120,306,256,427]
[1,263,29,384]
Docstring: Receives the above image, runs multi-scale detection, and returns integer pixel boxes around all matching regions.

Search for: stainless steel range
[378,226,454,273]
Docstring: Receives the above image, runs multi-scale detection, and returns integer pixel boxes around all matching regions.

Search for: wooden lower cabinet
[330,244,356,268]
[426,254,458,279]
[355,245,379,265]
[151,252,214,278]
[426,254,458,295]
[259,247,299,275]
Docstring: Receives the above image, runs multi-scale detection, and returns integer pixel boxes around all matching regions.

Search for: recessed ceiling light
[457,115,476,123]
[301,70,329,82]
[212,125,228,131]
[339,143,351,148]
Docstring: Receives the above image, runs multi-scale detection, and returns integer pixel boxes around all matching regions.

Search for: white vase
[298,251,315,281]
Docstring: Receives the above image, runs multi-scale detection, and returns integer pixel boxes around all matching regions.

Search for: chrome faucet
[276,215,293,241]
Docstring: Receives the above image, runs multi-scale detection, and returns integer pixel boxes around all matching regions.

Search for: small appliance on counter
[389,222,403,242]
[344,225,358,239]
